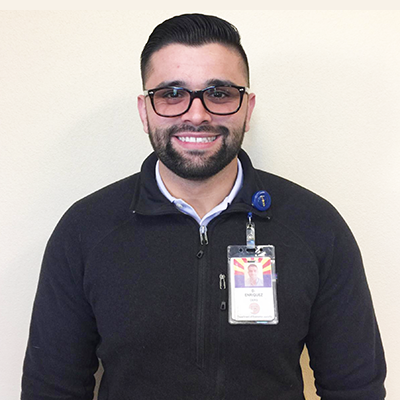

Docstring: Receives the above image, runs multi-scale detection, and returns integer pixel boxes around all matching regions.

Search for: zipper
[195,224,208,369]
[217,273,227,398]
[199,225,208,245]
[195,254,206,369]
[219,274,227,311]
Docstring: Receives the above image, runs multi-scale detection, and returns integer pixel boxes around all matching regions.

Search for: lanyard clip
[246,212,256,251]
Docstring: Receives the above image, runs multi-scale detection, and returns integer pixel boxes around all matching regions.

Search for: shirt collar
[155,158,243,226]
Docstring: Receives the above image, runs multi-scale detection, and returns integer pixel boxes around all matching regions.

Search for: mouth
[166,125,228,152]
[176,136,218,143]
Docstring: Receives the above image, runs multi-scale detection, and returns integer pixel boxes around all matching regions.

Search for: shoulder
[72,173,138,215]
[255,169,344,226]
[240,151,341,227]
[253,168,358,261]
[48,173,140,257]
[67,173,138,224]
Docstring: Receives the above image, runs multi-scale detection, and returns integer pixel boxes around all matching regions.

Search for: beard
[148,123,245,181]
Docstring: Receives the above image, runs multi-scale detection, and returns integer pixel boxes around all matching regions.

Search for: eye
[160,88,185,99]
[154,88,188,105]
[208,88,230,99]
[205,86,238,103]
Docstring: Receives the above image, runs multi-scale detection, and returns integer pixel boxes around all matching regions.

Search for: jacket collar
[130,150,271,219]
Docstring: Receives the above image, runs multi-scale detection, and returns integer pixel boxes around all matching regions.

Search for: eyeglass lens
[152,87,242,116]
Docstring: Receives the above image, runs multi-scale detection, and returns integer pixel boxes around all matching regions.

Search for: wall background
[1,10,399,399]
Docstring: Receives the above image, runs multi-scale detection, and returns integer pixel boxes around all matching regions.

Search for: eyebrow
[153,80,186,89]
[205,79,238,87]
[151,79,240,90]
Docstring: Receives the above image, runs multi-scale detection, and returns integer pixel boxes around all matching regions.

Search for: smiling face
[248,265,258,282]
[137,43,256,181]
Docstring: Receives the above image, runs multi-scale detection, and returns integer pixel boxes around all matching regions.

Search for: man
[245,264,263,287]
[22,13,386,400]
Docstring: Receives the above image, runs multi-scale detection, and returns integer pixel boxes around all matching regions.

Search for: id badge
[227,245,278,325]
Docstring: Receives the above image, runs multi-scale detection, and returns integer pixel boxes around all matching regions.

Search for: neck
[159,158,239,219]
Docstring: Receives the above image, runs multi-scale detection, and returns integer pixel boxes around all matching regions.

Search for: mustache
[166,124,229,137]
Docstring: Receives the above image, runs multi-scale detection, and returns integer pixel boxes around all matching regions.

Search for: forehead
[145,43,248,89]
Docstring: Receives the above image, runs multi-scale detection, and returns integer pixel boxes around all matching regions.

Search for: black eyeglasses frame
[143,85,250,118]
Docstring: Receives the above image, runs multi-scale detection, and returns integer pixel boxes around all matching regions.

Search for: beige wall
[1,10,399,399]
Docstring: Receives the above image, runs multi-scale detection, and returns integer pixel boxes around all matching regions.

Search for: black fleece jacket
[22,150,386,400]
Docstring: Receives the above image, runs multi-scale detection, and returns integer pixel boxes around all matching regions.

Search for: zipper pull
[219,274,226,290]
[199,225,208,245]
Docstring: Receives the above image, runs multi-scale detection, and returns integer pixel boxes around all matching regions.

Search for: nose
[181,98,212,126]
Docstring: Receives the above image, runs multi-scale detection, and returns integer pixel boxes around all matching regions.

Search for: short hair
[248,264,258,270]
[140,13,249,87]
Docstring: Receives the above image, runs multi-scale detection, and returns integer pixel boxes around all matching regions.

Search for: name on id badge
[227,245,278,325]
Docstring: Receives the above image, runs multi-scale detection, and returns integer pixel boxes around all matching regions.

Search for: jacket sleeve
[306,213,386,400]
[22,212,100,400]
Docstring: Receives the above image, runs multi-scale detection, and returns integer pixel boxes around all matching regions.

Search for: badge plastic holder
[227,242,278,325]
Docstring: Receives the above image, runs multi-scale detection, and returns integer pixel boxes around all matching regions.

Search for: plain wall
[1,10,399,399]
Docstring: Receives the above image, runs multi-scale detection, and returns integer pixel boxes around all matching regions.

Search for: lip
[171,133,221,150]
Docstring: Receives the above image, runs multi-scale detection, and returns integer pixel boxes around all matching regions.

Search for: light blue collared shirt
[155,159,243,227]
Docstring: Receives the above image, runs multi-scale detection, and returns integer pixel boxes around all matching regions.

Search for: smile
[177,136,217,143]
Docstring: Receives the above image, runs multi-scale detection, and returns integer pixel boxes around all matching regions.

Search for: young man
[245,264,263,287]
[22,14,386,399]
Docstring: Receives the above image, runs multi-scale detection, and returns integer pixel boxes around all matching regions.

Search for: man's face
[138,43,256,180]
[248,265,258,280]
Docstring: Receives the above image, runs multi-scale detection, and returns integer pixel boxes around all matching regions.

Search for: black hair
[140,13,249,87]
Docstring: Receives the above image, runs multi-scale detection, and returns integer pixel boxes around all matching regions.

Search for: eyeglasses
[143,85,250,117]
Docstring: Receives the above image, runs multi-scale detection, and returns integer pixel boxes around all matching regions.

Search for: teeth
[177,136,217,143]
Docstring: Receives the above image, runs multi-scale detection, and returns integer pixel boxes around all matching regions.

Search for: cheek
[148,114,179,131]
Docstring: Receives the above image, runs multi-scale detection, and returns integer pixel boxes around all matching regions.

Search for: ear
[244,92,256,132]
[137,95,149,134]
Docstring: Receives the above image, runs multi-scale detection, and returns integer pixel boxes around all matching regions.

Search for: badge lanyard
[227,193,278,325]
